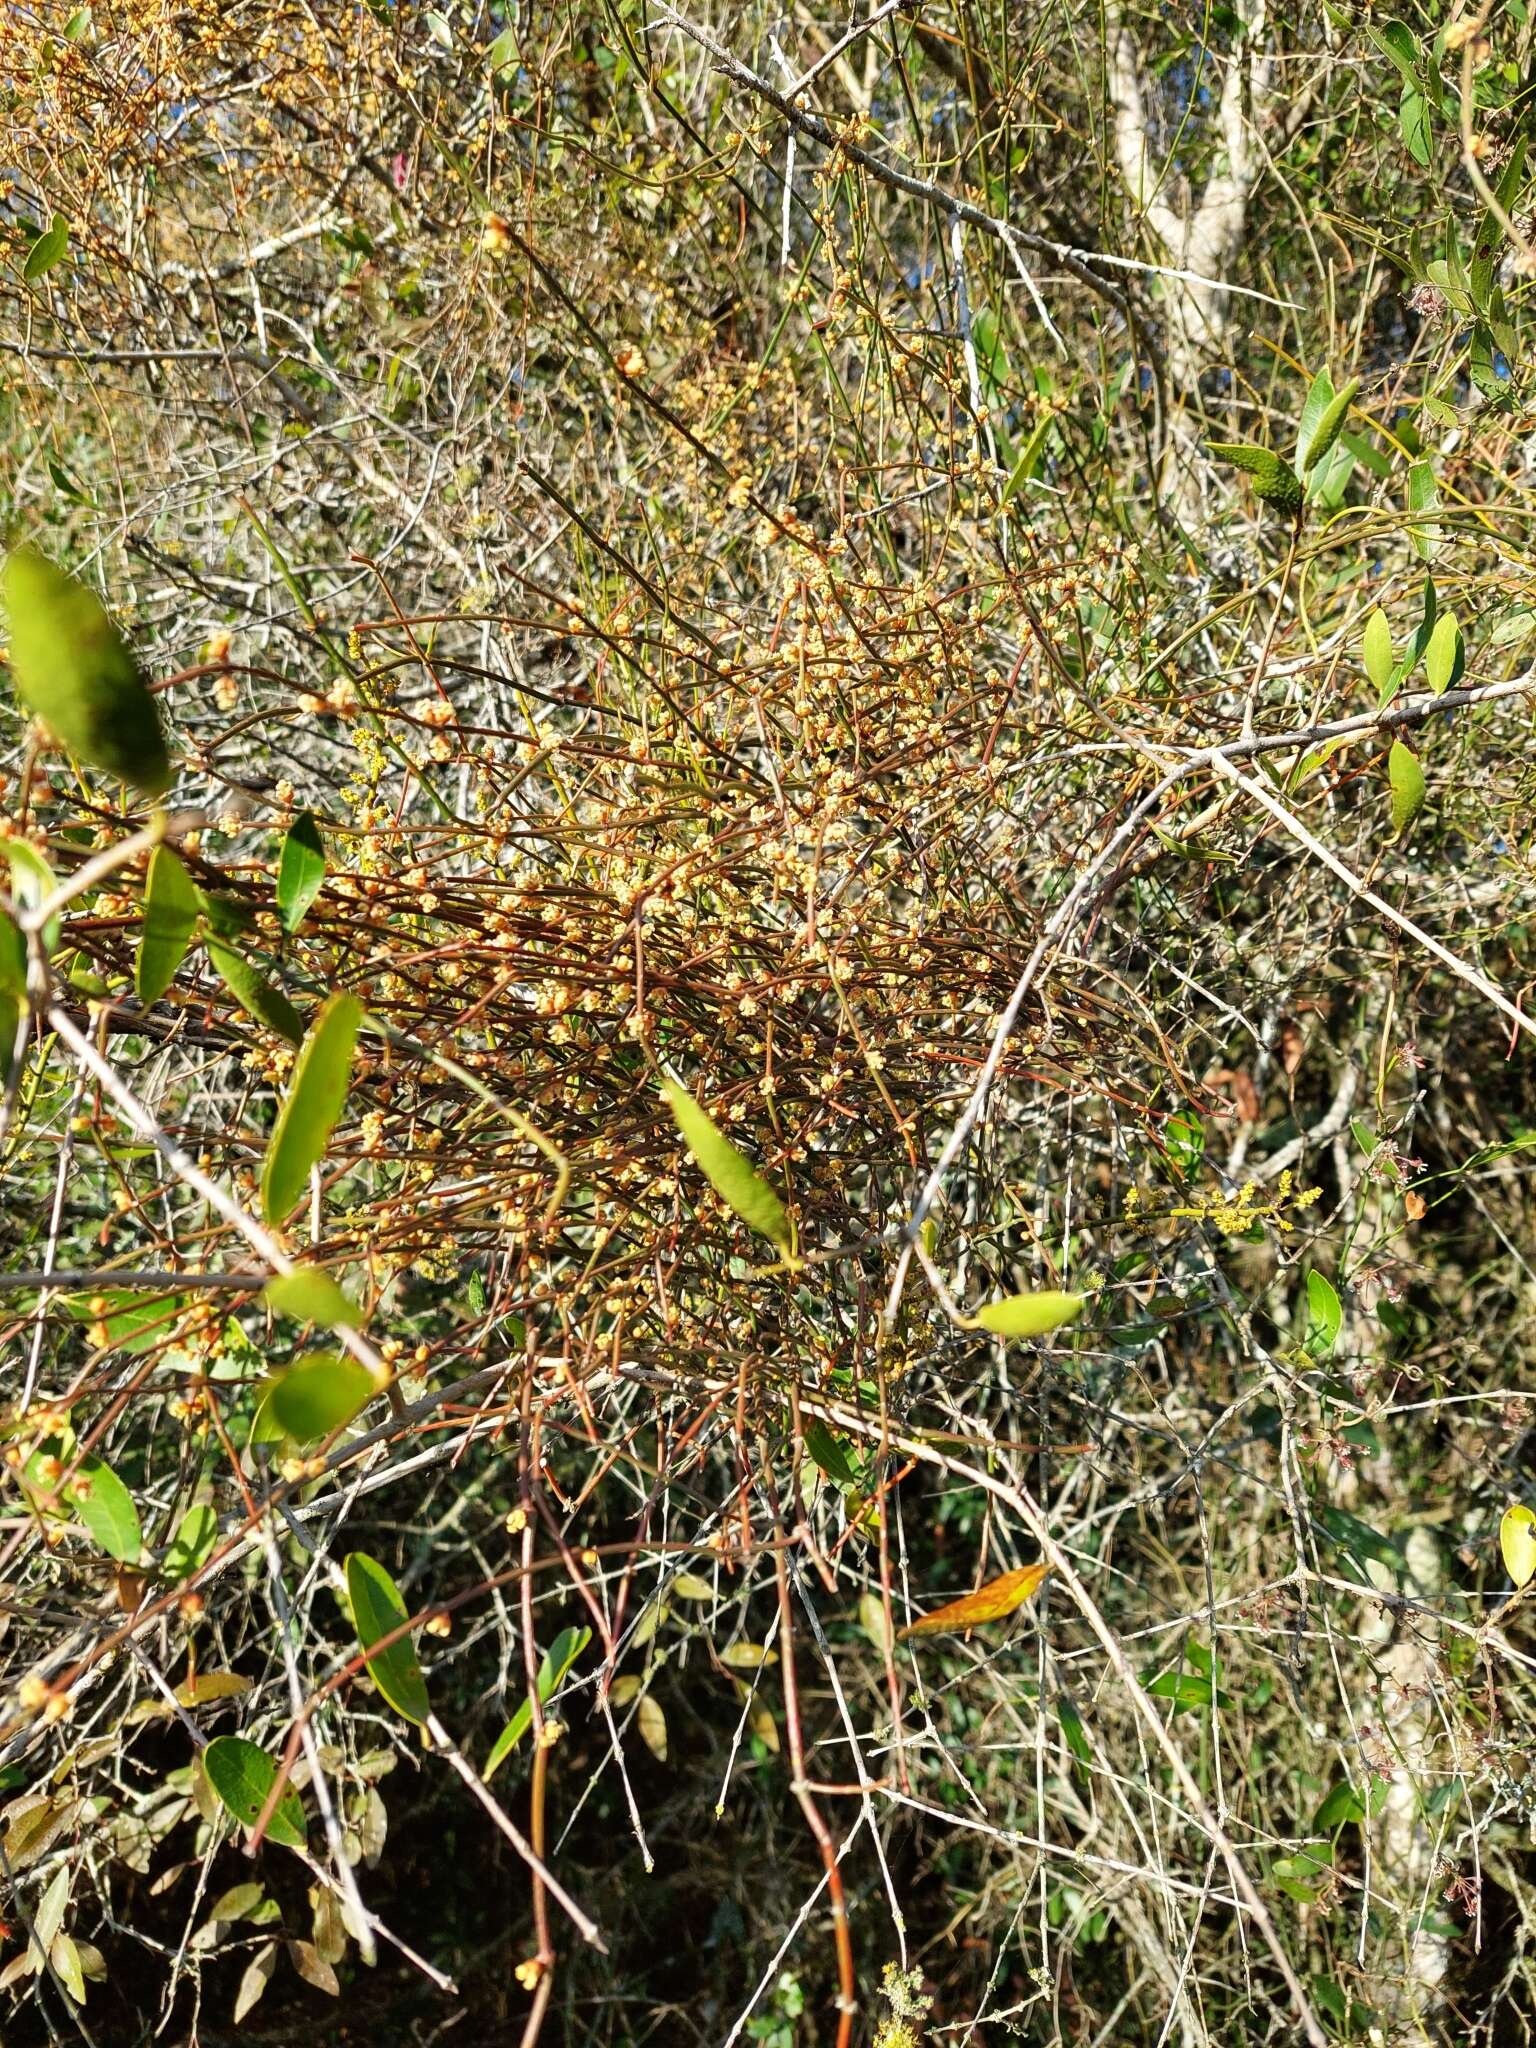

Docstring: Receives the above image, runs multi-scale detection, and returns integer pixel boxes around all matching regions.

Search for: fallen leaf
[898,1561,1053,1639]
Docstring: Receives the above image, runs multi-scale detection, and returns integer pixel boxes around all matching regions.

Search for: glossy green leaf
[164,1501,218,1582]
[970,1291,1087,1340]
[136,845,199,1004]
[1362,608,1393,695]
[1305,1269,1342,1354]
[1,546,169,796]
[1315,1773,1387,1829]
[23,214,70,282]
[1144,1668,1233,1712]
[68,1455,141,1562]
[1205,442,1304,514]
[1294,369,1334,474]
[1388,740,1426,835]
[1370,19,1421,90]
[1407,461,1439,559]
[483,1624,592,1782]
[661,1076,791,1251]
[206,940,304,1044]
[277,813,325,933]
[346,1551,430,1725]
[260,992,361,1223]
[1301,377,1359,474]
[266,1354,376,1441]
[203,1736,307,1849]
[1500,1504,1536,1589]
[263,1267,361,1327]
[1424,611,1462,694]
[802,1417,861,1491]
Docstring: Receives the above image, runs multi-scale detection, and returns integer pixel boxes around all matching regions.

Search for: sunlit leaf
[660,1075,791,1251]
[1501,1504,1536,1589]
[483,1624,592,1781]
[1388,740,1426,835]
[1305,1269,1342,1354]
[346,1551,430,1725]
[136,845,199,1004]
[206,940,304,1045]
[1205,442,1303,514]
[176,1672,252,1707]
[802,1416,860,1491]
[1424,611,1463,694]
[263,1267,362,1328]
[203,1736,307,1849]
[260,992,361,1222]
[276,813,325,933]
[968,1292,1087,1340]
[164,1501,218,1582]
[898,1561,1053,1638]
[1301,377,1359,474]
[68,1455,141,1562]
[22,214,70,282]
[234,1941,277,2022]
[637,1693,668,1761]
[266,1354,377,1441]
[2,545,169,795]
[1362,608,1393,696]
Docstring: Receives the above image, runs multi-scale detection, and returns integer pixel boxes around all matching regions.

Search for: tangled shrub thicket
[3,3,1536,2043]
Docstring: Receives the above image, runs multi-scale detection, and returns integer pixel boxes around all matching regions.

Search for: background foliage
[3,1,1536,2042]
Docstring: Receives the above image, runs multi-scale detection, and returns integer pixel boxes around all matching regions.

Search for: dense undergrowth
[3,3,1536,2044]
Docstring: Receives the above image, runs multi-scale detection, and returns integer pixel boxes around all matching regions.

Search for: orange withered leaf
[898,1561,1053,1640]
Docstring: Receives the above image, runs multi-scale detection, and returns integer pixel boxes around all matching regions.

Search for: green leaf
[260,992,361,1222]
[1399,87,1432,166]
[1362,608,1394,695]
[1001,412,1054,503]
[1165,1109,1205,1174]
[136,845,199,1004]
[802,1417,861,1491]
[1315,1774,1387,1828]
[660,1076,791,1251]
[1407,461,1440,559]
[1305,1269,1342,1354]
[263,1267,361,1327]
[487,25,519,75]
[1316,1504,1404,1580]
[1,546,169,796]
[970,1291,1088,1339]
[1370,19,1422,90]
[1294,369,1334,474]
[276,813,325,933]
[483,1625,592,1782]
[1205,442,1303,513]
[1472,138,1528,305]
[266,1354,377,1441]
[1424,611,1463,694]
[22,214,70,282]
[1144,1669,1232,1711]
[206,940,305,1044]
[1388,740,1426,835]
[203,1736,307,1849]
[1301,377,1360,474]
[1057,1695,1092,1765]
[1500,1503,1536,1588]
[346,1552,430,1725]
[68,1455,142,1562]
[164,1502,218,1583]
